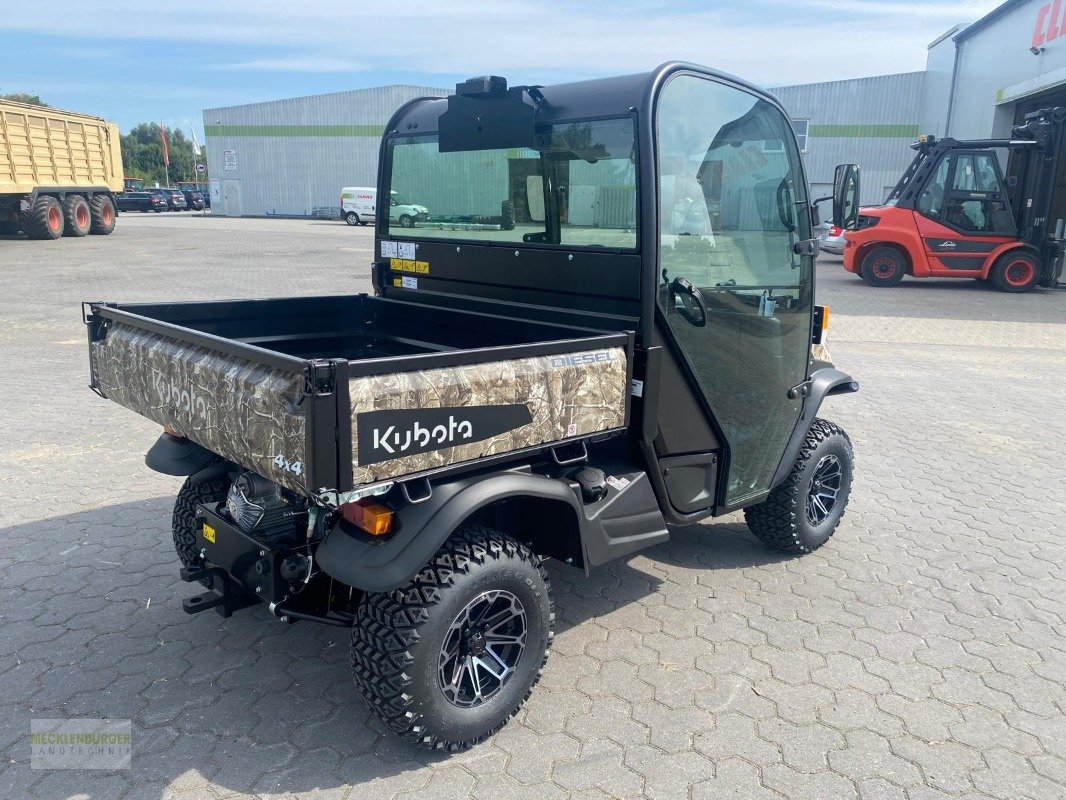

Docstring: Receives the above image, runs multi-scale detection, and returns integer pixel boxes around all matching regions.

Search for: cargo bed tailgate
[87,309,319,493]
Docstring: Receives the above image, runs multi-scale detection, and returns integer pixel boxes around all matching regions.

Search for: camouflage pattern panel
[349,346,628,485]
[91,321,308,492]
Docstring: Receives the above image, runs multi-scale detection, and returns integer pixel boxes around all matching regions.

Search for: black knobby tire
[351,525,554,750]
[989,250,1039,293]
[23,195,65,240]
[744,418,854,554]
[172,474,230,568]
[89,194,117,235]
[860,246,906,286]
[62,194,91,237]
[345,211,360,226]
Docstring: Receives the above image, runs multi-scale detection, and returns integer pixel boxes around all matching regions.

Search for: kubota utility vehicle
[842,107,1066,292]
[85,63,859,750]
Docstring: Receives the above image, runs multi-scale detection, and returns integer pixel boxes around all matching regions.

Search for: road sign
[195,163,207,174]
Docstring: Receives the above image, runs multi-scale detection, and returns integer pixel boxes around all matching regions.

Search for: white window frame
[792,119,809,153]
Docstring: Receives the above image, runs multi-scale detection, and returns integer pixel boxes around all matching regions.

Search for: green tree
[0,91,48,106]
[120,123,205,185]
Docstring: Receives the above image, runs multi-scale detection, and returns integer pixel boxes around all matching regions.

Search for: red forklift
[841,107,1066,292]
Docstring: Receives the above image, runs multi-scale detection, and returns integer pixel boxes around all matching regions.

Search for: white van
[340,187,429,228]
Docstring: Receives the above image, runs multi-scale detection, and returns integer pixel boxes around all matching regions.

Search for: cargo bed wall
[349,345,629,484]
[91,321,309,492]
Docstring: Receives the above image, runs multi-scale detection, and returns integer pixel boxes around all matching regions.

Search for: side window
[945,152,1007,233]
[917,156,950,217]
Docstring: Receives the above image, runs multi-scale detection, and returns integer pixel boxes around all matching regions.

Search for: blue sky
[0,0,1000,137]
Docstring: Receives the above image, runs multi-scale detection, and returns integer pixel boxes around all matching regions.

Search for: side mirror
[833,163,861,230]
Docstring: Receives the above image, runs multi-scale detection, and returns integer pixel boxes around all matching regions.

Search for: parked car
[116,191,167,213]
[341,187,428,227]
[818,218,845,255]
[182,190,205,211]
[147,187,187,211]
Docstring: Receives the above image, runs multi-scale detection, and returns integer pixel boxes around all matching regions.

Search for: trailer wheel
[344,212,360,226]
[398,214,415,228]
[990,251,1039,293]
[351,524,553,751]
[172,474,231,568]
[23,196,65,240]
[860,247,906,286]
[62,195,91,237]
[89,195,116,235]
[744,418,854,554]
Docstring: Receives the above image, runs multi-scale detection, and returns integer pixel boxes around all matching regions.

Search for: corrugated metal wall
[770,72,925,207]
[203,85,447,217]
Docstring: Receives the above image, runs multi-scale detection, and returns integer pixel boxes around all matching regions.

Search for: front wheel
[744,418,854,554]
[398,214,414,228]
[989,251,1039,293]
[351,525,554,751]
[860,246,906,286]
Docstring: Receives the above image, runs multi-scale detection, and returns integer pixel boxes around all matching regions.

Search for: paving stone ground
[1,214,1064,800]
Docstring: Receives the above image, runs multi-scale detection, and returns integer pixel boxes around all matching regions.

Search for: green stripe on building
[204,124,386,138]
[808,124,919,138]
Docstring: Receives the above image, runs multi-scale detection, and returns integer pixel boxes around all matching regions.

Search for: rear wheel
[345,212,360,226]
[351,525,553,750]
[89,195,116,235]
[990,251,1039,293]
[23,196,65,239]
[172,474,231,568]
[744,418,854,554]
[860,246,906,286]
[62,195,91,237]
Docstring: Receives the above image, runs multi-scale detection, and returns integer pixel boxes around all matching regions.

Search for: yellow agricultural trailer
[0,99,123,240]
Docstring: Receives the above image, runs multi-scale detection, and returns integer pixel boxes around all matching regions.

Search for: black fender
[145,433,217,477]
[315,465,669,593]
[769,367,859,489]
[315,469,584,593]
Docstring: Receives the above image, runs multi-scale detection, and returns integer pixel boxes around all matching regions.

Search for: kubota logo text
[357,404,534,465]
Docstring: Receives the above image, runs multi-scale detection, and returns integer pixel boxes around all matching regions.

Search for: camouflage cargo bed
[85,294,632,496]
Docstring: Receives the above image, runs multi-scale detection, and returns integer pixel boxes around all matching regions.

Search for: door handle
[669,276,708,327]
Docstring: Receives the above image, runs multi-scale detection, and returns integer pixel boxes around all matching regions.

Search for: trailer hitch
[179,564,259,618]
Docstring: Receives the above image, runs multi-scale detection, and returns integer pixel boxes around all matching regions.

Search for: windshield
[384,117,637,249]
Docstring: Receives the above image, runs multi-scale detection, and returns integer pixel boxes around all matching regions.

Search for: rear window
[385,117,638,250]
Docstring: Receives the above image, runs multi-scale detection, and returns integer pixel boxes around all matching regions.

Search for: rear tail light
[828,225,842,237]
[339,500,394,536]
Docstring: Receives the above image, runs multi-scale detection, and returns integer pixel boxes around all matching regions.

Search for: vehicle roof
[387,61,779,134]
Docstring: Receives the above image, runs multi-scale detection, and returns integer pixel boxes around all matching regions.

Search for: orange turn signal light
[821,305,830,330]
[340,501,394,536]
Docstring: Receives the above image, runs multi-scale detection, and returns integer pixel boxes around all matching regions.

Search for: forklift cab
[376,63,857,524]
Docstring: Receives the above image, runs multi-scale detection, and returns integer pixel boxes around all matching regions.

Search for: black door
[654,74,814,510]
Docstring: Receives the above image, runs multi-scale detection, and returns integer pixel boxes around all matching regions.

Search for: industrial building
[202,85,446,217]
[205,0,1066,220]
[775,0,1066,214]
